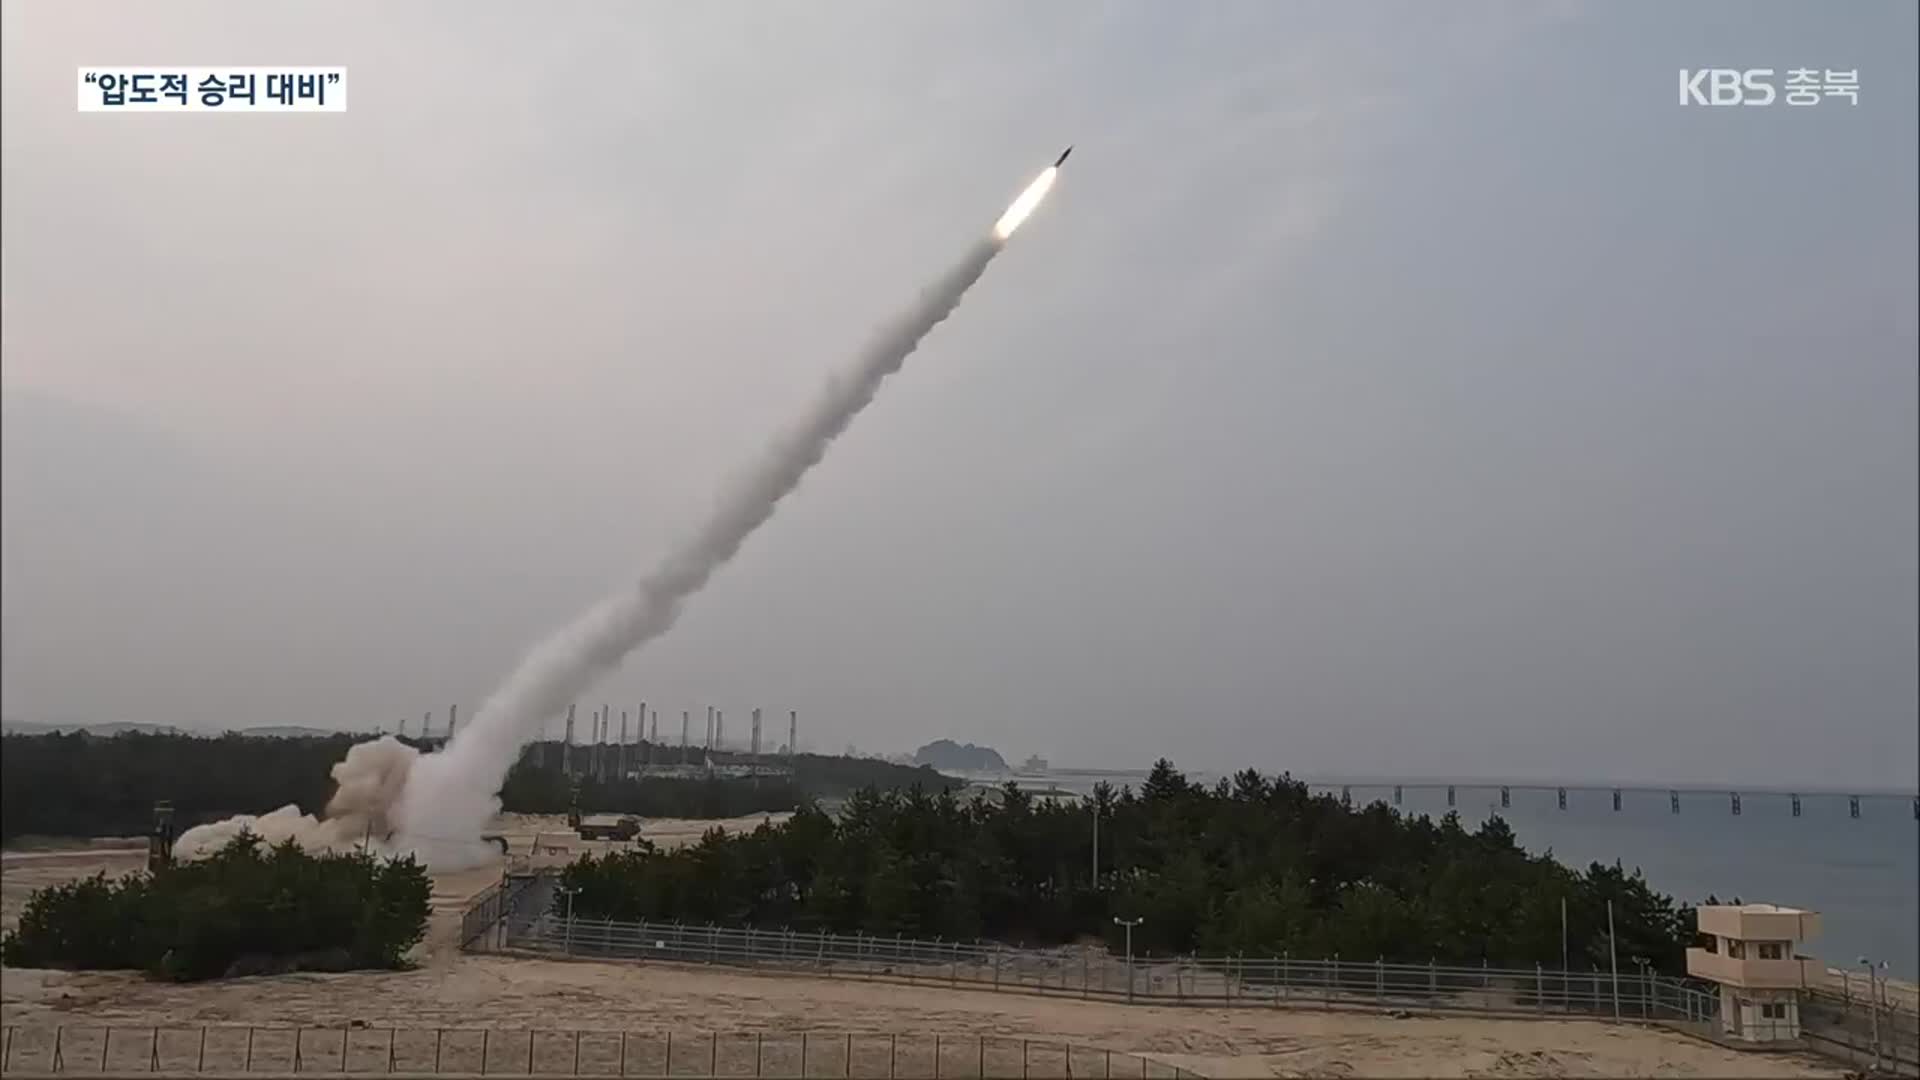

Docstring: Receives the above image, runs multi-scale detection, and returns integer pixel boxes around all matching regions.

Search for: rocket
[993,146,1070,240]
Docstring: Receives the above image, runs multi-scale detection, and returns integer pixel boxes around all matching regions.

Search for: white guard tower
[1685,903,1823,1044]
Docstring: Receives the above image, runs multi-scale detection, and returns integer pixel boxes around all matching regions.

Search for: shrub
[0,832,430,981]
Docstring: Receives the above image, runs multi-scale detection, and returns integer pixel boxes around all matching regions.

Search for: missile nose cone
[1054,145,1072,168]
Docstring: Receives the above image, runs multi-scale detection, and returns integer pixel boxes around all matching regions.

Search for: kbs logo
[1679,68,1860,106]
[1679,69,1775,106]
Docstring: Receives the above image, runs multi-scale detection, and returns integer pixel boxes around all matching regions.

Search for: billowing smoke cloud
[390,237,1005,863]
[173,736,419,860]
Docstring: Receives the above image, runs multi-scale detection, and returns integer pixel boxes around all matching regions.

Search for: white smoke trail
[391,236,1006,863]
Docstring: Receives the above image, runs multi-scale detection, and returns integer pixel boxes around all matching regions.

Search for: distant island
[913,739,1008,772]
[0,720,340,738]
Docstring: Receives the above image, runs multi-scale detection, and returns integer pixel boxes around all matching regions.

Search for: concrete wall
[1719,985,1802,1042]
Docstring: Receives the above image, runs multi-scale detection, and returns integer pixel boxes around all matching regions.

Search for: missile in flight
[993,146,1071,241]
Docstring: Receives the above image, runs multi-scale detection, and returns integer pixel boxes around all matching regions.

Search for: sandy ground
[0,817,1866,1077]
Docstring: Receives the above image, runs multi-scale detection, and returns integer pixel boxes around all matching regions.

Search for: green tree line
[500,760,803,819]
[0,731,947,840]
[1,833,430,980]
[561,760,1697,974]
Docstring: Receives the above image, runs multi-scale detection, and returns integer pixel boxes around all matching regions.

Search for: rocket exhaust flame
[179,151,1066,868]
[993,166,1059,241]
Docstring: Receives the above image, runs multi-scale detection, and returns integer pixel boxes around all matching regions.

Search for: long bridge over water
[1040,770,1920,820]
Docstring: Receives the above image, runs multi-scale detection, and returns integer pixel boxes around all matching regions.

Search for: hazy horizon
[4,2,1916,791]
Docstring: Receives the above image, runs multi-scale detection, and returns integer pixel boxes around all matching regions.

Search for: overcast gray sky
[3,2,1915,788]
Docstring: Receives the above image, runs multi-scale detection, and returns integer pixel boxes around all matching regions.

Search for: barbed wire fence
[461,876,1916,1075]
[0,1025,1197,1079]
[503,910,1719,1022]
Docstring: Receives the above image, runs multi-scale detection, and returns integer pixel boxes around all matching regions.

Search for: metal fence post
[889,1033,896,1079]
[527,1031,535,1074]
[1376,957,1383,1004]
[711,1031,718,1076]
[756,1032,763,1077]
[1106,1049,1113,1079]
[244,1026,253,1072]
[1023,1039,1030,1080]
[804,1032,809,1077]
[200,1026,210,1072]
[151,1027,161,1072]
[573,1030,581,1075]
[846,1032,853,1078]
[1536,964,1543,1013]
[667,1031,674,1075]
[1282,952,1290,1003]
[979,1035,986,1078]
[935,1033,941,1080]
[102,1027,112,1073]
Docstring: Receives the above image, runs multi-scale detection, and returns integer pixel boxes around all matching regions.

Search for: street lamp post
[559,885,580,957]
[1113,916,1144,1003]
[1859,956,1886,1070]
[1090,802,1100,885]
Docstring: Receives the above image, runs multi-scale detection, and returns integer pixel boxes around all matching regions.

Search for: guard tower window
[1758,942,1784,960]
[1727,940,1746,959]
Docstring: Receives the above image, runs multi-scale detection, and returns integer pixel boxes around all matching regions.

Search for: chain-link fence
[462,874,554,949]
[1802,983,1920,1076]
[0,1025,1199,1079]
[467,883,1918,1076]
[504,913,1720,1025]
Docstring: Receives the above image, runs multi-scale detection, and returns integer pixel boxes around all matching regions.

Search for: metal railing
[1804,984,1920,1075]
[0,1025,1199,1079]
[503,913,1721,1026]
[467,888,1919,1075]
[461,874,554,949]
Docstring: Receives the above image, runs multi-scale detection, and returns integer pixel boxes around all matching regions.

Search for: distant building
[961,781,1082,808]
[1019,754,1050,774]
[1685,903,1824,1044]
